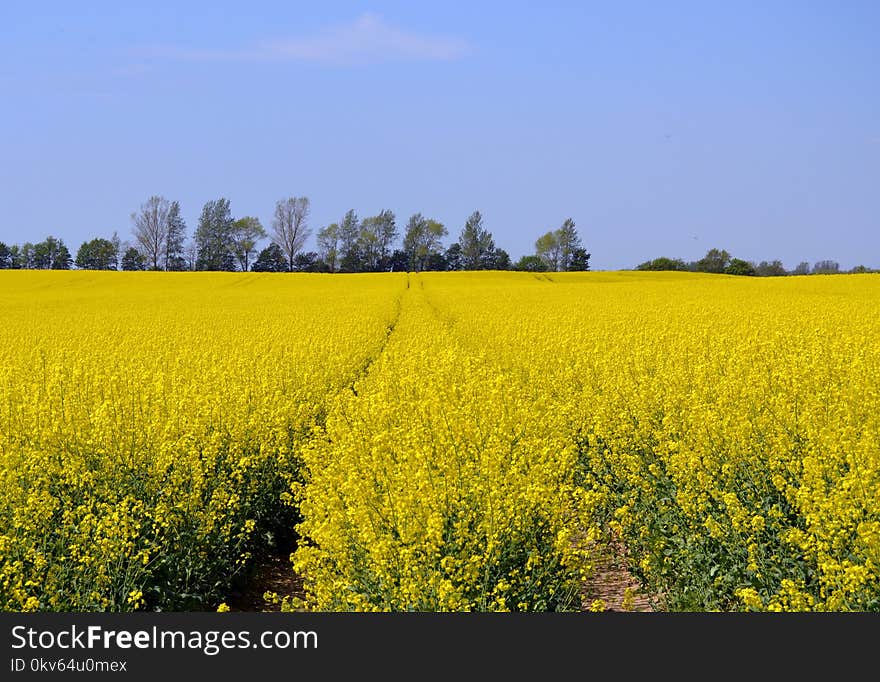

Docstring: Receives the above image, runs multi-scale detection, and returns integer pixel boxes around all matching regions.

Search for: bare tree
[271,197,311,272]
[131,196,171,270]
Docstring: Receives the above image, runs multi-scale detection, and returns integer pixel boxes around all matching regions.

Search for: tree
[373,210,398,270]
[791,261,811,276]
[75,238,118,270]
[17,243,35,269]
[535,231,561,271]
[636,256,688,271]
[0,242,11,268]
[754,260,787,277]
[403,214,447,272]
[337,209,361,272]
[459,211,495,270]
[251,243,289,272]
[231,216,266,272]
[316,223,340,273]
[444,243,463,271]
[195,198,236,271]
[514,255,549,272]
[272,196,311,272]
[292,251,320,272]
[695,248,731,274]
[850,265,873,274]
[132,195,171,270]
[110,232,123,270]
[726,258,756,276]
[164,202,188,271]
[567,247,590,271]
[556,218,582,271]
[388,249,408,272]
[813,260,840,274]
[121,247,146,270]
[359,210,398,272]
[32,236,71,269]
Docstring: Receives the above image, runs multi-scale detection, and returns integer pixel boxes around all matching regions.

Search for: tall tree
[535,230,562,271]
[164,201,188,271]
[231,216,266,271]
[75,238,118,270]
[18,243,35,269]
[132,195,171,270]
[195,198,236,271]
[359,209,397,271]
[337,209,361,272]
[459,210,495,270]
[271,196,311,272]
[110,231,123,270]
[403,214,447,272]
[556,218,582,271]
[316,223,340,272]
[0,242,11,269]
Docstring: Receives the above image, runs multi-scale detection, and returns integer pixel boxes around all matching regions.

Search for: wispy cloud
[149,13,470,65]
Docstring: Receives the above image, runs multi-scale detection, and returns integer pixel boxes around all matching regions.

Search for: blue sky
[1,1,878,269]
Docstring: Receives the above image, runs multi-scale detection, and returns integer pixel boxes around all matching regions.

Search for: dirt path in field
[225,552,304,612]
[228,544,656,612]
[581,544,656,612]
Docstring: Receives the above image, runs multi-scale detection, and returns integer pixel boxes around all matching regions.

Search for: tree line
[636,249,875,276]
[0,195,590,274]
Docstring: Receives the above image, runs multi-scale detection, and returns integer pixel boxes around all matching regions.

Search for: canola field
[1,270,878,611]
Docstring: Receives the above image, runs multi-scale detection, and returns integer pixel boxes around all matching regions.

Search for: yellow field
[1,270,878,611]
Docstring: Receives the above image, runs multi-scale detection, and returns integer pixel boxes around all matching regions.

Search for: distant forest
[0,195,873,275]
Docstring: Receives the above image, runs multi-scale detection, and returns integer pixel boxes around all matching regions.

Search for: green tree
[292,251,321,272]
[459,210,495,270]
[338,209,361,272]
[75,238,118,270]
[556,218,582,270]
[535,230,561,271]
[725,258,756,276]
[695,248,731,274]
[567,246,590,271]
[316,223,340,272]
[121,247,146,271]
[17,243,35,268]
[754,260,787,277]
[33,236,72,269]
[403,214,447,272]
[0,242,11,268]
[791,261,811,276]
[251,243,289,272]
[164,201,188,271]
[359,210,398,271]
[195,198,236,271]
[514,255,549,272]
[636,256,688,271]
[231,216,266,272]
[444,242,463,271]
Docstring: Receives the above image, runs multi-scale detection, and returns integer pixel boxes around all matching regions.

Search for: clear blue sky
[1,1,878,269]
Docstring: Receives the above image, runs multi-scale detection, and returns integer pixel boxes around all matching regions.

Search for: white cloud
[151,13,470,65]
